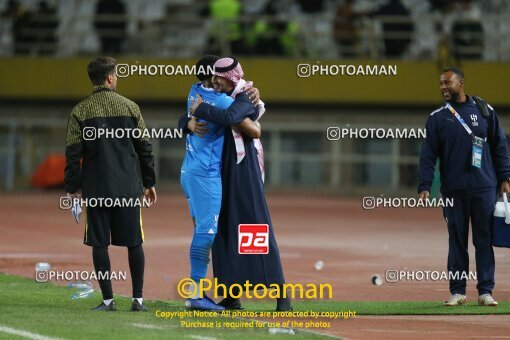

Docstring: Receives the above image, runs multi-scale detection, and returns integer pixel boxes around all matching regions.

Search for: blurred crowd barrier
[0,0,509,61]
[1,58,509,106]
[0,116,430,194]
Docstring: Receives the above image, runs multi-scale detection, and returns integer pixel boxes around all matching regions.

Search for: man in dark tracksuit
[418,67,510,307]
[65,57,156,312]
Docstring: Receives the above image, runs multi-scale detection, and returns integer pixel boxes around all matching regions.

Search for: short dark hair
[196,55,219,81]
[441,67,464,80]
[87,57,116,85]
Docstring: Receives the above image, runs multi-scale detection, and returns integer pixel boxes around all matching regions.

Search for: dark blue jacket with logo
[418,96,510,195]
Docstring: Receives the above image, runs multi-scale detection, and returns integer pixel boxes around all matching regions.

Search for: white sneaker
[478,294,498,306]
[444,294,467,306]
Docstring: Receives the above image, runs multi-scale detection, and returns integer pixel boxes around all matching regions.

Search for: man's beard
[448,91,460,102]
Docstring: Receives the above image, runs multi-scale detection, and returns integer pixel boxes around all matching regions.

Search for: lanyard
[446,102,473,136]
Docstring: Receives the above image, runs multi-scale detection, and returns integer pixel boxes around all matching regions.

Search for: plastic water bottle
[69,281,94,299]
[68,282,93,290]
[268,328,295,335]
[35,262,51,271]
[71,288,94,300]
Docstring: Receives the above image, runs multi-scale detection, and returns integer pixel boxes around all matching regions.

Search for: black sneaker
[130,299,149,312]
[218,297,244,310]
[91,300,117,311]
[276,297,293,311]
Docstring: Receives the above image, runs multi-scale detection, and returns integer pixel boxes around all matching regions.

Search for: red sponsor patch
[238,224,269,254]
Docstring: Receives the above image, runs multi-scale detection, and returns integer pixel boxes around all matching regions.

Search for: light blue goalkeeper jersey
[181,83,234,177]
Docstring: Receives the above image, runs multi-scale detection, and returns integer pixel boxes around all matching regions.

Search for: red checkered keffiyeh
[213,57,244,85]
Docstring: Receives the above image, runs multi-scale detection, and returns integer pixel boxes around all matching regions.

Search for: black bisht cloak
[193,92,285,290]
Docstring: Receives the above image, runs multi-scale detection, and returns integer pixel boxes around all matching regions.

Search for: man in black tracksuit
[64,57,156,312]
[418,67,510,307]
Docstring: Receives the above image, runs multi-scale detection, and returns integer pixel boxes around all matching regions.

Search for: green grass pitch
[0,273,509,339]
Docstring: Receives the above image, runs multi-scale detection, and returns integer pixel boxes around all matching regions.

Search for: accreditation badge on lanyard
[446,103,483,168]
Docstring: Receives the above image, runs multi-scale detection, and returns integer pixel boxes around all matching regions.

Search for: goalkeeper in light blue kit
[178,55,260,311]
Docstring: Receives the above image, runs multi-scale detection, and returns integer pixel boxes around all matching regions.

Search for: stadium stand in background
[0,0,510,60]
[1,0,510,195]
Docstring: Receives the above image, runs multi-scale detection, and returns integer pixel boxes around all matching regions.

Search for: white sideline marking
[0,325,62,340]
[186,336,217,340]
[130,323,177,330]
